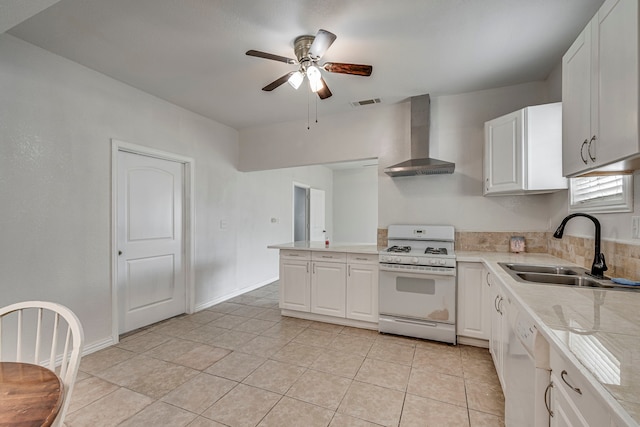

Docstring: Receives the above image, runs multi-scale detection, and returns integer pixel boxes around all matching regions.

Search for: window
[569,175,633,213]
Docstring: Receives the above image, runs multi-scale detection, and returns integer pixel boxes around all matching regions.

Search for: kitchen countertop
[458,251,640,426]
[268,242,380,254]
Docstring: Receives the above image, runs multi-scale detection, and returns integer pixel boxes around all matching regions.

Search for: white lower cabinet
[279,250,311,312]
[489,272,510,391]
[279,249,378,325]
[548,348,611,427]
[346,253,379,323]
[311,259,347,317]
[457,262,491,341]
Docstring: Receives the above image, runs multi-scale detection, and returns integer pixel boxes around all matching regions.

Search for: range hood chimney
[384,94,455,176]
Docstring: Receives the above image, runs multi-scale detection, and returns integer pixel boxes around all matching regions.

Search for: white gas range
[378,225,457,344]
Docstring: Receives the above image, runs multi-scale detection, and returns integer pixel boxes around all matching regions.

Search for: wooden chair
[0,301,84,427]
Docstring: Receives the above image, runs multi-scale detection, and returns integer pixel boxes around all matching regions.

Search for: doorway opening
[292,183,326,242]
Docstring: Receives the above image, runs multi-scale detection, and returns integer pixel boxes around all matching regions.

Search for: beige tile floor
[65,282,505,427]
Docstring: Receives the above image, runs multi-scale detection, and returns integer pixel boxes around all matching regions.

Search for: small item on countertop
[510,236,525,253]
[611,278,640,286]
[325,235,330,247]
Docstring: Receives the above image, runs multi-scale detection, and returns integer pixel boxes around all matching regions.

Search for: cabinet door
[550,373,589,427]
[280,259,310,312]
[484,111,523,194]
[489,274,506,390]
[457,262,490,340]
[311,261,346,317]
[346,263,379,323]
[594,0,639,166]
[562,22,592,176]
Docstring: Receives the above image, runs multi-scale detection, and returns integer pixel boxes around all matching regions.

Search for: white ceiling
[7,0,604,130]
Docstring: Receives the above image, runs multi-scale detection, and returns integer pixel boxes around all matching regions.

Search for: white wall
[0,34,312,351]
[234,165,333,293]
[333,166,378,243]
[240,81,558,232]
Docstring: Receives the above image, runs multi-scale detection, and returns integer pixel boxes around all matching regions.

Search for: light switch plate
[632,216,640,239]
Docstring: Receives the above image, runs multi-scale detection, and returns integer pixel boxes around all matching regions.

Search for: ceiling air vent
[350,98,382,107]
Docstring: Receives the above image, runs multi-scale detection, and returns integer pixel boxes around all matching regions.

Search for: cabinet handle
[560,370,582,395]
[348,265,351,276]
[313,263,316,274]
[580,139,588,164]
[321,255,332,258]
[588,135,597,162]
[486,272,491,287]
[498,296,504,315]
[306,262,309,273]
[355,257,368,261]
[544,381,554,418]
[494,295,501,313]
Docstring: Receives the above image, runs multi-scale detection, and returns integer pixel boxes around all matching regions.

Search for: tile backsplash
[377,229,640,281]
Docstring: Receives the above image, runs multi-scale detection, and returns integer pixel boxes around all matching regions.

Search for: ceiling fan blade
[309,29,337,60]
[317,77,332,99]
[262,72,295,91]
[323,62,373,76]
[246,50,296,64]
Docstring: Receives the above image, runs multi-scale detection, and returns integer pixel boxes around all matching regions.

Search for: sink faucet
[553,213,608,278]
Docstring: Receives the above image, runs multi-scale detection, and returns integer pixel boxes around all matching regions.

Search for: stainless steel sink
[501,263,582,275]
[497,262,634,290]
[515,272,603,288]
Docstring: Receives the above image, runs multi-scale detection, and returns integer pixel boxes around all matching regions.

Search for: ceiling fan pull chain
[307,87,310,130]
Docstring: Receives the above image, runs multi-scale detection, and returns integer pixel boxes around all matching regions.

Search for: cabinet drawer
[550,349,610,426]
[280,250,311,260]
[312,251,347,262]
[347,253,379,264]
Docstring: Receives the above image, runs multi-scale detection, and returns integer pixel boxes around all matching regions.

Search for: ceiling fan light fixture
[287,71,304,89]
[306,65,321,83]
[309,77,324,93]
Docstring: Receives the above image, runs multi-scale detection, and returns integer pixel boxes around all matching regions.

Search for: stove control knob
[429,259,436,265]
[411,257,418,264]
[393,257,401,263]
[439,259,446,265]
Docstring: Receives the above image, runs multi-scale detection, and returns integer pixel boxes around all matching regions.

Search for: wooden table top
[0,362,64,427]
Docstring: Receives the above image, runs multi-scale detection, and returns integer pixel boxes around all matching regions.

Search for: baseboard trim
[195,277,279,312]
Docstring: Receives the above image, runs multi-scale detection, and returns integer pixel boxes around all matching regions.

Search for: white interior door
[117,151,186,333]
[309,188,326,241]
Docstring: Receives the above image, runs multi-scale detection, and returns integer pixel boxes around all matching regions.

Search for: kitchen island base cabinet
[311,260,346,317]
[279,251,311,312]
[346,253,379,323]
[277,248,378,328]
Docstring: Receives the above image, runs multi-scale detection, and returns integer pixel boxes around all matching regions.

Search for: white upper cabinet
[562,0,640,177]
[484,102,567,195]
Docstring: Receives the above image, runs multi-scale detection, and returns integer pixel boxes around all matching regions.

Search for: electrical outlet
[220,220,228,230]
[633,216,640,239]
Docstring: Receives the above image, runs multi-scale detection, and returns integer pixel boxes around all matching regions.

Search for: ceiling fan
[246,29,373,100]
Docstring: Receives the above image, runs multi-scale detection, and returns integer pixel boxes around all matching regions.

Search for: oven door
[379,268,456,323]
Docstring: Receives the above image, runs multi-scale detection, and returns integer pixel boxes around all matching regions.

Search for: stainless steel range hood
[384,94,455,176]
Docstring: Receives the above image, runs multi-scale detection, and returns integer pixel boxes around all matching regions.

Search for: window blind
[571,176,625,204]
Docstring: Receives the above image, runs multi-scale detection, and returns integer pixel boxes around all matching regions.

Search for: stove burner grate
[387,245,411,253]
[425,247,448,255]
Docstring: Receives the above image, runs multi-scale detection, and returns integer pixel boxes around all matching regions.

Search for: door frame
[111,139,195,343]
[292,181,310,241]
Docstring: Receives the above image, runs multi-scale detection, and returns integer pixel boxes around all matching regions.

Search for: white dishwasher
[505,303,550,427]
